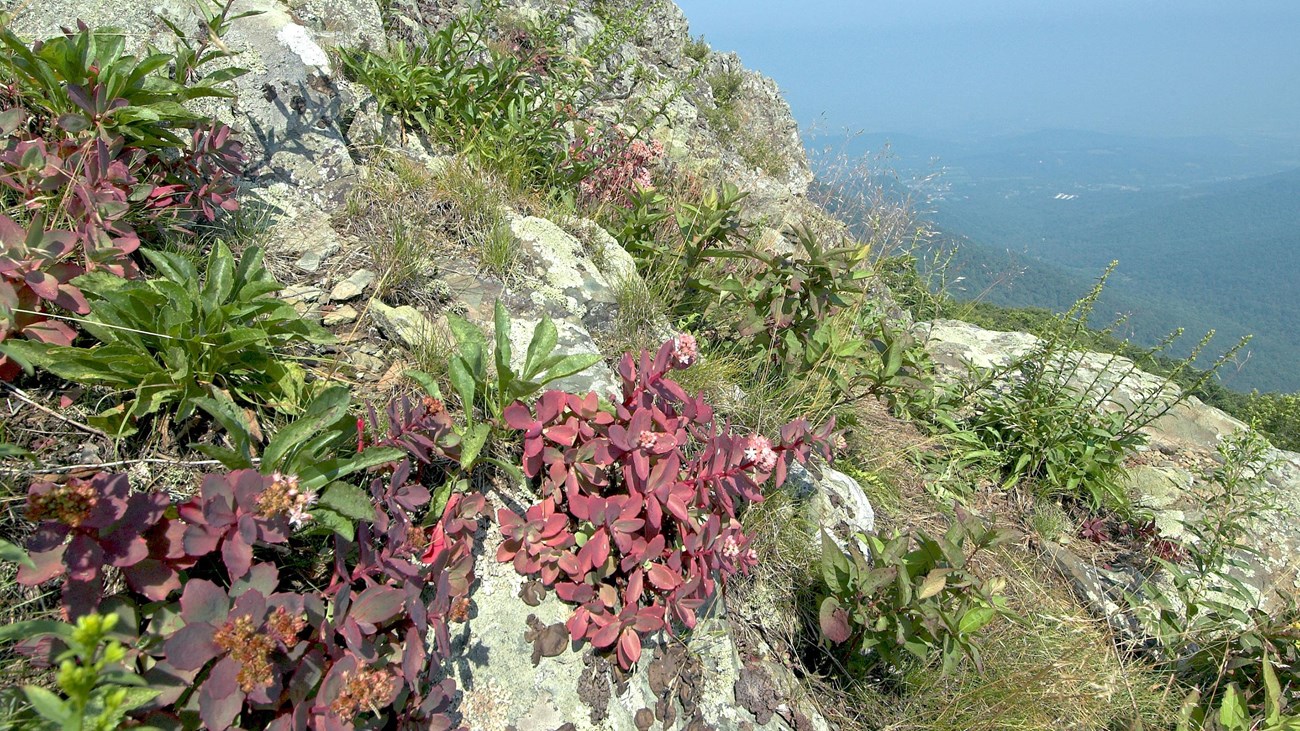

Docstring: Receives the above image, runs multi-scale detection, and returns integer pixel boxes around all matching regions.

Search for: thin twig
[2,382,108,439]
[0,456,260,477]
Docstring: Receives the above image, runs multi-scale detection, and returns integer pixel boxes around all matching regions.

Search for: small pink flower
[744,435,778,472]
[637,430,658,450]
[670,333,698,369]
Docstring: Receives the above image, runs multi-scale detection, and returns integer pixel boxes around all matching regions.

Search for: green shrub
[816,509,1014,675]
[342,0,592,191]
[4,242,332,437]
[0,15,247,149]
[1137,429,1298,713]
[959,266,1246,510]
[0,612,156,730]
[684,34,710,62]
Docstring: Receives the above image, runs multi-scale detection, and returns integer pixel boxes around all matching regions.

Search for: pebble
[323,305,359,326]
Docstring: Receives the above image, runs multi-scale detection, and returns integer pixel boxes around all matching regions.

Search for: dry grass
[725,390,1182,731]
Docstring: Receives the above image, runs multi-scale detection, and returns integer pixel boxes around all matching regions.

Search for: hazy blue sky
[672,0,1300,141]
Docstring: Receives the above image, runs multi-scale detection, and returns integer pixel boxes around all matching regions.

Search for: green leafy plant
[0,20,246,149]
[341,0,588,190]
[3,242,332,436]
[1135,429,1298,711]
[433,300,601,472]
[1177,656,1300,731]
[958,266,1247,509]
[0,612,158,730]
[817,509,1014,675]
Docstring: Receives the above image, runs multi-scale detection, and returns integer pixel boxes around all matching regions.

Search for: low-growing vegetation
[0,2,1296,730]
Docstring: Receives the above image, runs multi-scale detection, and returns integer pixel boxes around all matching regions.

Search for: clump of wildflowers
[26,478,99,527]
[255,472,317,528]
[330,668,398,723]
[569,125,664,208]
[671,332,698,369]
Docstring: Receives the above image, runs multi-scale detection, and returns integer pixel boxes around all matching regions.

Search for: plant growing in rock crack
[959,265,1249,511]
[816,508,1015,676]
[497,334,839,668]
[3,243,333,437]
[434,299,601,472]
[1131,429,1299,713]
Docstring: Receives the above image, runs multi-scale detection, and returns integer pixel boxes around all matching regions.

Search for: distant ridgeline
[808,130,1300,395]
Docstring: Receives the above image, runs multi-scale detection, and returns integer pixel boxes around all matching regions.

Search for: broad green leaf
[1218,685,1247,729]
[308,507,355,541]
[21,685,70,724]
[458,422,491,472]
[298,448,405,492]
[957,606,997,636]
[448,358,476,414]
[0,538,35,569]
[406,370,443,400]
[317,482,377,521]
[262,387,351,469]
[0,619,73,644]
[537,353,601,386]
[819,532,852,595]
[523,317,558,378]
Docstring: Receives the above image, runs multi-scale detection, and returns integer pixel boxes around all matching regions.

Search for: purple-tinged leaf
[198,656,245,730]
[179,579,229,624]
[349,585,405,626]
[164,623,221,671]
[819,597,852,644]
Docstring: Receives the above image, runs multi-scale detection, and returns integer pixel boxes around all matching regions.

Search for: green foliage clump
[343,0,626,193]
[4,243,332,437]
[0,612,156,731]
[816,510,1014,675]
[956,265,1247,510]
[1137,429,1299,717]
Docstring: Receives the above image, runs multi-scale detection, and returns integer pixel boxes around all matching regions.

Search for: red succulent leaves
[498,336,837,668]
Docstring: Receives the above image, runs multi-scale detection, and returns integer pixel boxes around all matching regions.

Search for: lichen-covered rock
[922,318,1300,614]
[451,494,827,730]
[787,462,876,550]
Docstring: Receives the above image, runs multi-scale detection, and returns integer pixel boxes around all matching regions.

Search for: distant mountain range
[810,129,1300,392]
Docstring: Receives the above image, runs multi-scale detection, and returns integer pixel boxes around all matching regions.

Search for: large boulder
[921,319,1300,612]
[451,491,829,731]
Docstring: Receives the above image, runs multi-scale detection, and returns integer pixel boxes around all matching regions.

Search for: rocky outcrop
[921,319,1300,620]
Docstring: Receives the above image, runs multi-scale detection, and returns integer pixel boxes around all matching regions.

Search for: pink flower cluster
[570,125,664,208]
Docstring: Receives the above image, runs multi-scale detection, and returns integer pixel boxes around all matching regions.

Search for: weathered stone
[451,494,825,730]
[329,269,376,301]
[322,304,359,326]
[281,285,323,304]
[786,462,875,552]
[370,302,440,350]
[294,243,339,273]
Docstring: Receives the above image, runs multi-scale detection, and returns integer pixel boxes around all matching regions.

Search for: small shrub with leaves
[10,376,494,729]
[816,509,1014,675]
[1177,655,1300,731]
[497,335,839,668]
[3,243,332,437]
[341,0,584,190]
[440,300,602,472]
[0,19,247,381]
[958,266,1246,510]
[1135,429,1298,711]
[0,612,158,730]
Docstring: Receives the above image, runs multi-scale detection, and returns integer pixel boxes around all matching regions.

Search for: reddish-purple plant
[567,125,664,208]
[1079,516,1110,544]
[498,335,837,668]
[0,213,87,378]
[0,105,245,381]
[17,397,487,730]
